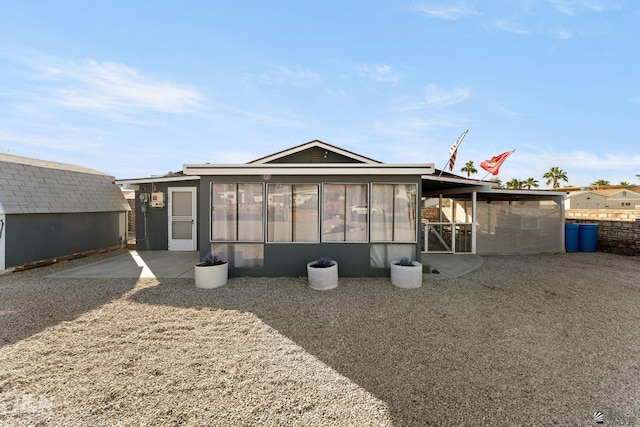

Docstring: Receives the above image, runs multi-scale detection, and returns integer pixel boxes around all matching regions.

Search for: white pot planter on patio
[390,261,423,289]
[195,263,228,289]
[307,261,338,290]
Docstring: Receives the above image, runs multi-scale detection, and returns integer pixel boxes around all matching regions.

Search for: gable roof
[247,140,382,164]
[183,140,433,176]
[592,188,640,197]
[0,153,130,214]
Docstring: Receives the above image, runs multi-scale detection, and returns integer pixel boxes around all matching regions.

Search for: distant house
[117,140,566,277]
[0,153,130,270]
[565,187,640,210]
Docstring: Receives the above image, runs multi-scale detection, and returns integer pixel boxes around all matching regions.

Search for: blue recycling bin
[564,223,579,252]
[578,223,598,252]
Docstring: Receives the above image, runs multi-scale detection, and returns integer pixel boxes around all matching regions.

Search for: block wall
[566,207,640,256]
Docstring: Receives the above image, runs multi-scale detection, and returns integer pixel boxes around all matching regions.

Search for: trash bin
[578,223,598,252]
[564,223,579,252]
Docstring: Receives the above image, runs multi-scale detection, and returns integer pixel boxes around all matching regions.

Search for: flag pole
[479,149,515,181]
[439,129,468,177]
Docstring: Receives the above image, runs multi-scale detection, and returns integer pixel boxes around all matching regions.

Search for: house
[117,140,566,277]
[565,187,640,210]
[0,153,130,271]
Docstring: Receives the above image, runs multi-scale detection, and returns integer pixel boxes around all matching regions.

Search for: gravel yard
[1,250,639,426]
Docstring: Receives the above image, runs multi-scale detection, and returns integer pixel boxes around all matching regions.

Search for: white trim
[117,175,200,187]
[168,187,197,251]
[184,163,434,176]
[0,213,5,270]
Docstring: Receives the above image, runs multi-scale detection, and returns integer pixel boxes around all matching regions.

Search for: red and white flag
[480,150,514,176]
[447,129,468,171]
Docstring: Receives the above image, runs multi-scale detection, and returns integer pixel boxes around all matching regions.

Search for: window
[322,184,368,242]
[267,184,319,242]
[211,183,263,241]
[370,183,417,242]
[621,201,631,206]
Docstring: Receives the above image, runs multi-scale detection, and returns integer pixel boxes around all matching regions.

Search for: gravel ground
[1,250,639,426]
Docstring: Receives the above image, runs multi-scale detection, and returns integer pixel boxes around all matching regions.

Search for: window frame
[210,182,265,243]
[369,182,419,243]
[321,182,370,243]
[266,183,320,243]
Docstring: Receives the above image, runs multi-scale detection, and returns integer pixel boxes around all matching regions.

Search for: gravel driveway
[1,250,639,426]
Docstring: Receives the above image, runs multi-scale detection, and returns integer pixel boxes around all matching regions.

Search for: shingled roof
[0,153,130,215]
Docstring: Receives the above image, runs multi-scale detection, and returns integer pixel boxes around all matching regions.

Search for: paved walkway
[47,250,482,279]
[47,251,199,279]
[421,253,484,279]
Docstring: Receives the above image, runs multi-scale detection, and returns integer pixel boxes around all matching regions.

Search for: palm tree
[490,178,503,188]
[620,181,630,186]
[460,160,477,178]
[591,179,610,190]
[543,167,569,189]
[506,178,523,189]
[522,177,539,190]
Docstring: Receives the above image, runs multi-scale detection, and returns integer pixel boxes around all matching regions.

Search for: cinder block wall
[566,207,640,256]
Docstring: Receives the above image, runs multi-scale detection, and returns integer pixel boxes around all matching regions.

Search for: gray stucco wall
[5,212,123,267]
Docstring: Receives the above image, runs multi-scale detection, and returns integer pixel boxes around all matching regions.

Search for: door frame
[167,187,197,251]
[0,214,5,270]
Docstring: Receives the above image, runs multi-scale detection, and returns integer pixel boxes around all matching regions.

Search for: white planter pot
[390,261,423,289]
[195,263,228,289]
[307,261,338,290]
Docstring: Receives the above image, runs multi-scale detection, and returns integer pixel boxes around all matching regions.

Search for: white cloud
[492,18,530,35]
[42,60,201,115]
[550,26,574,39]
[357,64,403,83]
[258,65,320,87]
[412,3,480,20]
[546,0,621,15]
[424,83,471,106]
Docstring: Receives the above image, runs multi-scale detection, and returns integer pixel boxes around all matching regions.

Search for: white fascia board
[116,175,201,185]
[183,163,435,176]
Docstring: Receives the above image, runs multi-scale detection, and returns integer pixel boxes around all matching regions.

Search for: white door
[168,188,197,251]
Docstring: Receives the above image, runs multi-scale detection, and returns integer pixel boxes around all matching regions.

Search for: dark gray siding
[199,174,422,278]
[134,181,199,251]
[5,212,122,267]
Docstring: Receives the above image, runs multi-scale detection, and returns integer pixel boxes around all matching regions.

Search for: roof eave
[183,163,434,176]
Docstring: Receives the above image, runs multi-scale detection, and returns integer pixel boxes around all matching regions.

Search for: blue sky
[1,0,639,187]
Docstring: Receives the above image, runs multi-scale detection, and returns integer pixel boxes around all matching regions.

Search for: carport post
[471,191,477,254]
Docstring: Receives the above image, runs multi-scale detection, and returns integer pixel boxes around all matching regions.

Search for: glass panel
[370,244,416,267]
[238,183,263,241]
[211,183,237,240]
[293,184,318,242]
[172,191,192,217]
[371,184,417,242]
[172,220,192,239]
[267,184,318,242]
[371,184,394,241]
[267,184,292,242]
[393,184,417,242]
[211,243,264,268]
[345,184,368,242]
[322,184,367,242]
[322,184,346,242]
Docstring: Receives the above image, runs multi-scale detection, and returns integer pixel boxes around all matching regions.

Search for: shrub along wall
[566,207,640,256]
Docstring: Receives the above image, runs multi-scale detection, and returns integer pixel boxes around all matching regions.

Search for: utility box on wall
[150,192,165,208]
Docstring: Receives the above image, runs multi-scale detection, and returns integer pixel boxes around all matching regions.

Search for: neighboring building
[0,153,130,270]
[118,140,566,277]
[565,187,640,210]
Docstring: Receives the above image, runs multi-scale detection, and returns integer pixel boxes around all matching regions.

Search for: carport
[421,173,566,255]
